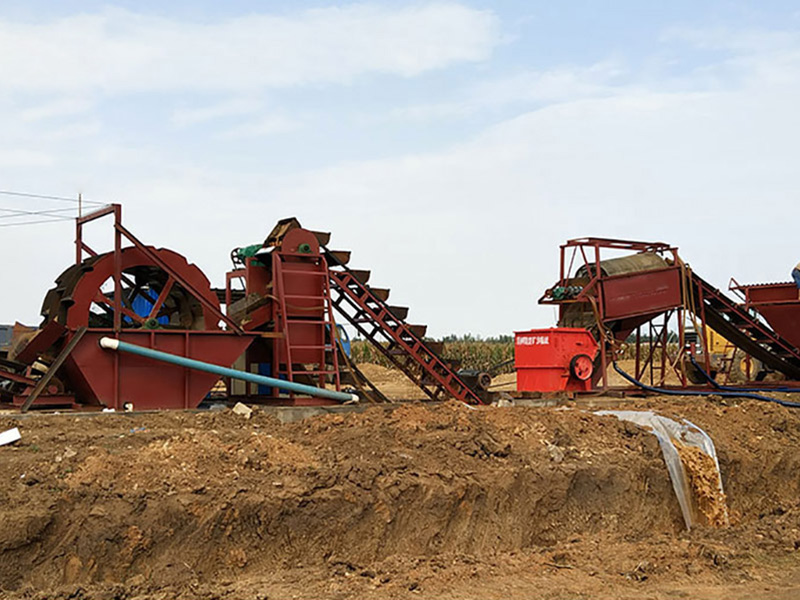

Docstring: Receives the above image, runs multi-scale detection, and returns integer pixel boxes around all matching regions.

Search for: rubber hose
[688,354,800,394]
[612,362,800,409]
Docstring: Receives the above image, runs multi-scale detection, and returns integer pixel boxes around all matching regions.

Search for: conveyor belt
[691,273,800,380]
[323,248,484,405]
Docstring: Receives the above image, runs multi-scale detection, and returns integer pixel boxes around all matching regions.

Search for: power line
[0,189,105,205]
[0,216,75,228]
[0,207,78,220]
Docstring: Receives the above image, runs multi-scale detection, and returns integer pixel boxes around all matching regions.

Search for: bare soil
[1,384,800,599]
[356,363,429,400]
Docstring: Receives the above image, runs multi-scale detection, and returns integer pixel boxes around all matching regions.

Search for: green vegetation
[351,335,514,373]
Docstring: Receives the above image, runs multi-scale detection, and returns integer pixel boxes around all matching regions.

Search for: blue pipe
[612,362,800,408]
[99,337,358,403]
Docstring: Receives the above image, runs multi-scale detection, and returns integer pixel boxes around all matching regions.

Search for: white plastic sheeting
[596,410,727,530]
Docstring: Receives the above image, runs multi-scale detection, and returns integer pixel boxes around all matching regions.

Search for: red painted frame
[539,237,689,390]
[12,205,256,410]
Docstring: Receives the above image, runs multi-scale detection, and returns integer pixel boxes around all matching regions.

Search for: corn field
[350,339,682,372]
[350,340,514,373]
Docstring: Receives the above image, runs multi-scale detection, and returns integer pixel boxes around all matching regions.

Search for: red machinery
[223,222,344,404]
[732,281,800,351]
[515,328,598,392]
[0,209,485,410]
[1,205,254,410]
[224,217,484,405]
[539,238,687,389]
[539,237,800,391]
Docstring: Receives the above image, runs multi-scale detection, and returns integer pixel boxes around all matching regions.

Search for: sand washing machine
[1,205,254,410]
[0,206,489,411]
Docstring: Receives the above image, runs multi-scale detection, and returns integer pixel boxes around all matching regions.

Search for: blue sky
[1,2,800,336]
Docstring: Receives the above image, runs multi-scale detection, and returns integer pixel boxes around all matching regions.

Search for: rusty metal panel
[745,282,797,304]
[601,267,682,321]
[64,330,254,410]
[739,283,800,351]
[13,320,66,365]
[756,306,800,351]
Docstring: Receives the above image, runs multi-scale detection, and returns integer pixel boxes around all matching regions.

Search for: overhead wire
[0,190,112,228]
[0,207,79,220]
[0,189,105,205]
[0,216,75,228]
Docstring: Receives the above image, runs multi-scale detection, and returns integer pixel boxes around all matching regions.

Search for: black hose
[688,354,800,393]
[487,357,514,376]
[612,362,800,408]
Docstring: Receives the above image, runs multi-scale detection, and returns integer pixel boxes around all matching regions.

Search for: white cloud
[41,120,103,141]
[0,4,499,94]
[386,60,626,121]
[171,98,263,126]
[0,149,54,167]
[19,97,94,121]
[473,61,626,104]
[661,27,800,90]
[220,114,301,138]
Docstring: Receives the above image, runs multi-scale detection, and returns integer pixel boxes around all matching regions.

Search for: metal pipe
[99,337,358,403]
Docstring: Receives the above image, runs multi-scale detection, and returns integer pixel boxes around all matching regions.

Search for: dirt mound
[1,397,800,599]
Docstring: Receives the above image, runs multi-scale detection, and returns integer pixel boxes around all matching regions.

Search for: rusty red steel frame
[730,280,800,352]
[3,211,484,410]
[539,237,688,390]
[67,205,253,410]
[222,218,484,405]
[2,204,257,411]
[75,205,242,334]
[540,237,800,391]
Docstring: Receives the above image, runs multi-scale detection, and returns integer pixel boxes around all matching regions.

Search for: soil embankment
[1,395,800,599]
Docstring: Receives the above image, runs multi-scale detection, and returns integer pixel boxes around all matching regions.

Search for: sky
[1,1,800,338]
